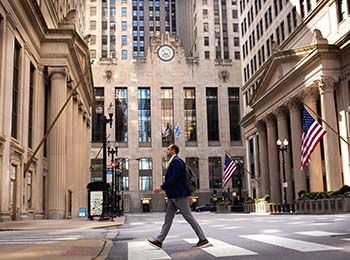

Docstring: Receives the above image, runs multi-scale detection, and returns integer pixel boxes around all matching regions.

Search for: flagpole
[225,152,261,185]
[304,104,350,146]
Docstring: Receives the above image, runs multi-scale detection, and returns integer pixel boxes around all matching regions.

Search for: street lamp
[95,102,114,221]
[234,159,244,210]
[276,138,288,212]
[107,142,119,219]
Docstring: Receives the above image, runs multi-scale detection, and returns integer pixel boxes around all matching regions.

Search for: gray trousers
[155,197,206,242]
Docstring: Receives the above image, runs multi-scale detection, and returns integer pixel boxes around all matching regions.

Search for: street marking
[220,226,240,230]
[261,229,282,233]
[342,238,350,241]
[288,221,307,225]
[128,241,171,260]
[184,237,257,257]
[211,224,225,228]
[130,222,144,226]
[240,234,342,252]
[310,223,330,226]
[295,231,346,237]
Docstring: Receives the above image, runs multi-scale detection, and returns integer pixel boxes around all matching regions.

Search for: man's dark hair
[170,144,179,154]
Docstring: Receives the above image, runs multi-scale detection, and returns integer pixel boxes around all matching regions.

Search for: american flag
[301,107,326,170]
[222,154,237,189]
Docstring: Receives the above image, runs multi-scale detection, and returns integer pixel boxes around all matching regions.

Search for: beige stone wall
[0,0,93,221]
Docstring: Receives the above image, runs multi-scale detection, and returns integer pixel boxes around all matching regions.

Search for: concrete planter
[296,198,350,213]
[244,202,271,213]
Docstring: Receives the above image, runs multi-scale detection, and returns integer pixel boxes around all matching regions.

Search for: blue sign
[79,207,86,217]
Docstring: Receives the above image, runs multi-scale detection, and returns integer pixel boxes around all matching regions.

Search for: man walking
[147,144,209,249]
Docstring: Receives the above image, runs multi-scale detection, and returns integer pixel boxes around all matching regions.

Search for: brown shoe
[147,238,162,249]
[192,239,210,248]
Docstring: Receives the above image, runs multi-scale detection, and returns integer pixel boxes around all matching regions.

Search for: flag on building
[222,153,237,188]
[161,126,170,139]
[174,122,181,139]
[301,107,326,170]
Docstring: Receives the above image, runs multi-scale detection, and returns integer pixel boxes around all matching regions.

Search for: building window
[122,7,127,17]
[90,20,96,30]
[122,21,127,31]
[91,158,103,181]
[186,157,199,188]
[249,138,255,178]
[28,64,35,149]
[234,51,240,60]
[122,50,127,59]
[184,88,197,144]
[228,88,241,142]
[119,158,129,191]
[209,157,222,189]
[139,158,153,191]
[232,9,238,18]
[115,88,128,143]
[206,88,219,143]
[204,51,210,59]
[138,88,151,145]
[300,0,305,18]
[12,41,21,139]
[204,36,209,46]
[233,37,239,46]
[162,157,170,182]
[92,87,104,142]
[122,35,127,45]
[203,22,209,32]
[203,9,208,18]
[336,0,346,22]
[233,23,239,32]
[161,88,174,147]
[90,6,96,16]
[292,7,297,28]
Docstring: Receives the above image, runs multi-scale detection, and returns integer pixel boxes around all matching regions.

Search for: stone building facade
[240,0,350,203]
[0,0,93,221]
[88,0,245,212]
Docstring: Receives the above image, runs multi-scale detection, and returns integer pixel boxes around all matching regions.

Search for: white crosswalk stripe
[240,234,343,252]
[295,231,346,237]
[128,241,171,260]
[0,236,80,244]
[184,237,257,257]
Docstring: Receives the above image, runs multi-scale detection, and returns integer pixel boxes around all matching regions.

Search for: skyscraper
[88,0,245,212]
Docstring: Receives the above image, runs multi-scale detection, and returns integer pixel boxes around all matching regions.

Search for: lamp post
[234,159,244,209]
[276,138,288,212]
[107,142,118,218]
[95,103,114,221]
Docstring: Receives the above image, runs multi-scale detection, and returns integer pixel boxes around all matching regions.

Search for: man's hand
[153,186,162,193]
[188,196,193,205]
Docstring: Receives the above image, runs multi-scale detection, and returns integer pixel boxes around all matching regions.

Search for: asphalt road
[108,212,350,260]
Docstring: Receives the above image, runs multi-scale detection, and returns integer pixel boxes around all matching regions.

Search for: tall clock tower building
[87,0,245,213]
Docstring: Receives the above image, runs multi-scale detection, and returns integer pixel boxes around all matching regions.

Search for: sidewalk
[0,216,125,260]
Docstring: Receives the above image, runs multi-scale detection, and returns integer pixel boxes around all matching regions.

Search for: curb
[92,240,113,260]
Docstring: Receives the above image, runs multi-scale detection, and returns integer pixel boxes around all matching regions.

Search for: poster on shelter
[90,191,103,216]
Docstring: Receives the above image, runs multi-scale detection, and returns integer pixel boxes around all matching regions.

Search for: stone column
[47,67,67,219]
[303,88,324,191]
[288,98,306,198]
[256,120,270,197]
[317,77,343,190]
[264,114,281,203]
[275,107,293,203]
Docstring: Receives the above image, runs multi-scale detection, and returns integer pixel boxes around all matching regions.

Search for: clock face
[157,45,175,62]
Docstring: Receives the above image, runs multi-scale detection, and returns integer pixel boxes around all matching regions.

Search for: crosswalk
[0,235,80,244]
[126,232,347,259]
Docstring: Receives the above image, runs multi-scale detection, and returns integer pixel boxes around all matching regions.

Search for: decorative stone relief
[311,29,328,45]
[218,70,229,83]
[314,76,336,94]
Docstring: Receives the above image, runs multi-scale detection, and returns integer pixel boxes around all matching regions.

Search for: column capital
[47,67,67,79]
[314,76,336,94]
[256,120,266,131]
[303,87,319,103]
[273,106,288,120]
[263,114,276,126]
[287,97,302,112]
